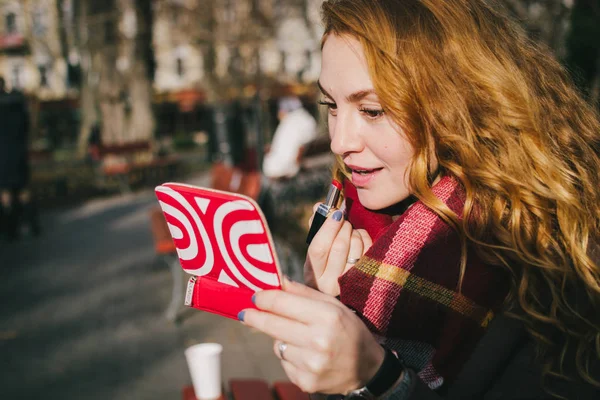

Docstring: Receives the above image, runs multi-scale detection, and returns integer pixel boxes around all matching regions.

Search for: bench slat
[182,385,226,400]
[230,379,275,400]
[272,381,311,400]
[182,381,308,400]
[149,207,177,254]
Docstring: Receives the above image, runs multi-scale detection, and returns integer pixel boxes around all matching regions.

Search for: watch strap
[384,368,414,400]
[365,347,404,397]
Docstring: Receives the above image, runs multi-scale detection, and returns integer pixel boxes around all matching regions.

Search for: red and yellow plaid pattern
[339,176,509,389]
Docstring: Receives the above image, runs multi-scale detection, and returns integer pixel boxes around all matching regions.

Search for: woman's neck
[388,173,443,221]
[379,196,417,221]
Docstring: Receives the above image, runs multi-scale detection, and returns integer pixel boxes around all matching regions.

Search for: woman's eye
[318,101,338,115]
[360,107,384,119]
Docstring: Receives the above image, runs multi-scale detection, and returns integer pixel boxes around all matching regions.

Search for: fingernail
[251,294,257,304]
[332,210,343,221]
[238,310,246,322]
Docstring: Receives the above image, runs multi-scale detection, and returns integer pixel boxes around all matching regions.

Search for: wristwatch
[344,347,405,400]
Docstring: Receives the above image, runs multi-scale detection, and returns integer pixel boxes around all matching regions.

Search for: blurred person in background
[87,121,102,164]
[259,96,322,281]
[259,96,320,227]
[262,96,318,179]
[0,77,40,240]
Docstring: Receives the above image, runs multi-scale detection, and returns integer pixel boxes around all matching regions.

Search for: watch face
[345,387,376,400]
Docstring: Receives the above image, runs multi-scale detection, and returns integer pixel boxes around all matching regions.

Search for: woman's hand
[305,204,372,296]
[240,279,385,395]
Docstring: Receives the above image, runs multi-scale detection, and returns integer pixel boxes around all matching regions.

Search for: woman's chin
[356,189,411,212]
[356,193,393,211]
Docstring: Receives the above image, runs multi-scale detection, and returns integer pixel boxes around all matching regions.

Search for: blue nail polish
[238,310,246,322]
[332,210,343,221]
[251,294,257,304]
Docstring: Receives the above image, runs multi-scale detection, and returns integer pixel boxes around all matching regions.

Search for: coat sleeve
[383,369,444,400]
[384,315,528,400]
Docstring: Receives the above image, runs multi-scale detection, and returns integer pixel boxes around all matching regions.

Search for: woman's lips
[350,167,383,187]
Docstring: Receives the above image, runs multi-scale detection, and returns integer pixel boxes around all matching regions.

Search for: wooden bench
[210,161,262,201]
[182,380,310,400]
[96,141,181,194]
[149,206,184,322]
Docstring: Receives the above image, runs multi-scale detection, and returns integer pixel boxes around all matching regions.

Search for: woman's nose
[329,112,363,156]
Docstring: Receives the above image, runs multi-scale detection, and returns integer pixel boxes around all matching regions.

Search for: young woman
[239,0,600,398]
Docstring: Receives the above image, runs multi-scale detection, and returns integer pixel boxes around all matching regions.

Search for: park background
[0,1,598,399]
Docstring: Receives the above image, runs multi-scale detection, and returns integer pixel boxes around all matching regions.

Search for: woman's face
[320,33,416,210]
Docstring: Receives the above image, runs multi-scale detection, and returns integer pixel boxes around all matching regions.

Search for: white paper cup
[184,343,223,400]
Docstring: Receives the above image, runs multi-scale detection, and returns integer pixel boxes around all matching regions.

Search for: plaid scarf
[339,176,510,389]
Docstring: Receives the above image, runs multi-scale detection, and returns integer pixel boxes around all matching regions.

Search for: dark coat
[0,92,29,189]
[408,314,600,399]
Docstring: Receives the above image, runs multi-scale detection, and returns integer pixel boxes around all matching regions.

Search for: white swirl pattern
[213,199,279,291]
[230,220,279,286]
[158,201,198,260]
[169,224,184,240]
[157,185,279,291]
[156,186,215,276]
[246,244,274,264]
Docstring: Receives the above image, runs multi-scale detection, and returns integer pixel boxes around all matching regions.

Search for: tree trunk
[75,0,155,153]
[75,0,99,156]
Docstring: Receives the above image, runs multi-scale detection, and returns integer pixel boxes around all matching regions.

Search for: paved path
[0,172,287,400]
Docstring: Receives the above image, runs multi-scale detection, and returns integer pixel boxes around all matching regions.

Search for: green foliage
[172,132,197,150]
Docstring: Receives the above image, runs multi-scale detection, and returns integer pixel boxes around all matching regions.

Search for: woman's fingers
[308,209,345,256]
[348,230,365,260]
[274,341,332,378]
[308,220,354,296]
[282,278,339,304]
[251,286,338,323]
[303,204,373,297]
[279,359,306,392]
[322,220,353,276]
[275,341,334,395]
[242,307,311,345]
[343,230,365,274]
[242,280,386,396]
[355,229,373,254]
[306,213,348,280]
[244,284,339,332]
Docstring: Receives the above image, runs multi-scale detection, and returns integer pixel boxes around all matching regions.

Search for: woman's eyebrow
[317,81,378,103]
[346,89,377,103]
